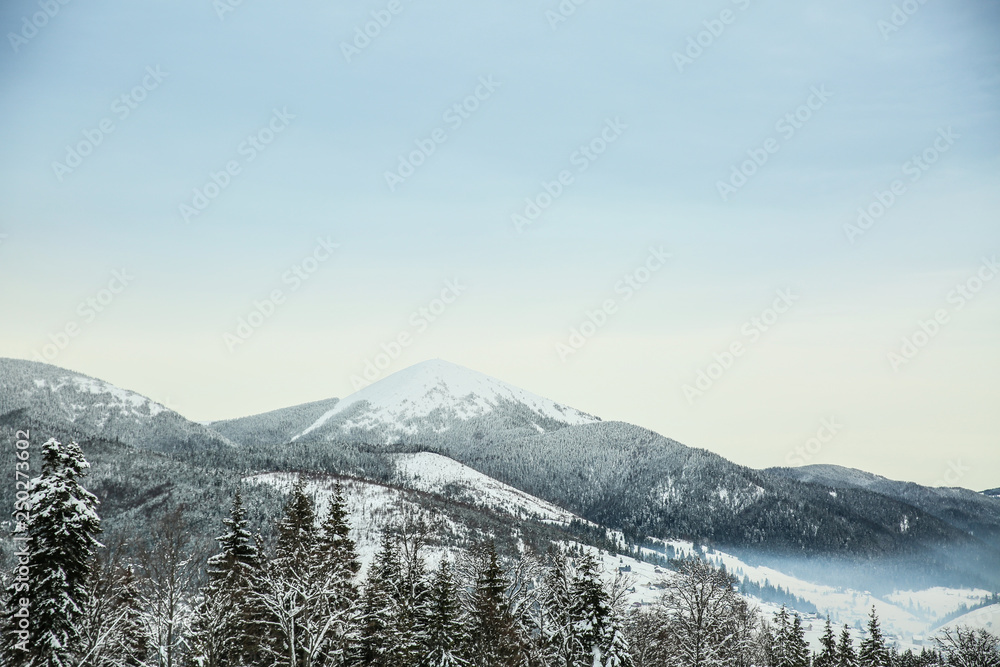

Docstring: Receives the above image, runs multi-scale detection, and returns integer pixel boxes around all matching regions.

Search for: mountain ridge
[3,355,998,590]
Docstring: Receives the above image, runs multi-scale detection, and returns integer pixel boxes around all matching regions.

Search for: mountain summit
[292,359,599,443]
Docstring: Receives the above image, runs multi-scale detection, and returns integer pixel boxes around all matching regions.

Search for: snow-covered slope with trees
[0,358,235,452]
[771,464,1000,549]
[208,397,340,447]
[392,452,587,527]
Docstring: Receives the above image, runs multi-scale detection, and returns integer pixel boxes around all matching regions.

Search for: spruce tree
[274,476,317,569]
[859,606,889,667]
[422,559,467,667]
[815,616,837,667]
[189,489,263,667]
[837,624,858,667]
[569,552,633,667]
[789,613,811,667]
[2,438,101,667]
[465,542,522,667]
[773,606,793,667]
[313,482,361,665]
[357,533,406,666]
[541,552,576,667]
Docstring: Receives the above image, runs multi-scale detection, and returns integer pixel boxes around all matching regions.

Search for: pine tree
[464,542,523,667]
[313,482,361,665]
[422,560,467,667]
[859,606,889,667]
[389,521,433,666]
[789,613,811,667]
[837,624,858,667]
[569,552,632,667]
[189,489,263,667]
[773,606,794,667]
[274,476,317,569]
[2,438,101,667]
[814,616,837,667]
[357,533,406,666]
[541,552,576,667]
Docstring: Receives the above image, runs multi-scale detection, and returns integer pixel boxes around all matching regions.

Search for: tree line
[3,439,998,667]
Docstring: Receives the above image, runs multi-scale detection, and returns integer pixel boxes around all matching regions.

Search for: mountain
[770,464,1000,549]
[3,356,999,593]
[984,488,1000,499]
[276,360,1000,589]
[208,397,340,447]
[289,358,599,443]
[0,358,234,453]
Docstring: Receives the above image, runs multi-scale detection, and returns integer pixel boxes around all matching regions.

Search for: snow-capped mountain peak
[292,358,598,442]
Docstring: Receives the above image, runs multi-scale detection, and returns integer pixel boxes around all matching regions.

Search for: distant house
[619,565,632,573]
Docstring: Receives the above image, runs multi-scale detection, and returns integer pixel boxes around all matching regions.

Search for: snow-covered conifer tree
[1,438,101,667]
[859,607,890,667]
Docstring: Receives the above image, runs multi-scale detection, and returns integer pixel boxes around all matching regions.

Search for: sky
[1,0,998,491]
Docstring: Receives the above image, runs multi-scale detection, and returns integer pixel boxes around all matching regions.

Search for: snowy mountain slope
[245,471,987,651]
[244,471,591,577]
[291,359,598,443]
[392,452,591,527]
[937,603,1000,634]
[770,464,1000,548]
[248,360,999,587]
[6,357,999,603]
[0,358,235,452]
[208,397,340,446]
[434,420,999,583]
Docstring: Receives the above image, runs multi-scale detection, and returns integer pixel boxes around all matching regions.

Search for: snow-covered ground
[938,603,1000,634]
[886,587,993,622]
[292,359,598,441]
[392,452,590,527]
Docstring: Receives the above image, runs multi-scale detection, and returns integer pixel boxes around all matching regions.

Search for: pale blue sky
[1,0,998,489]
